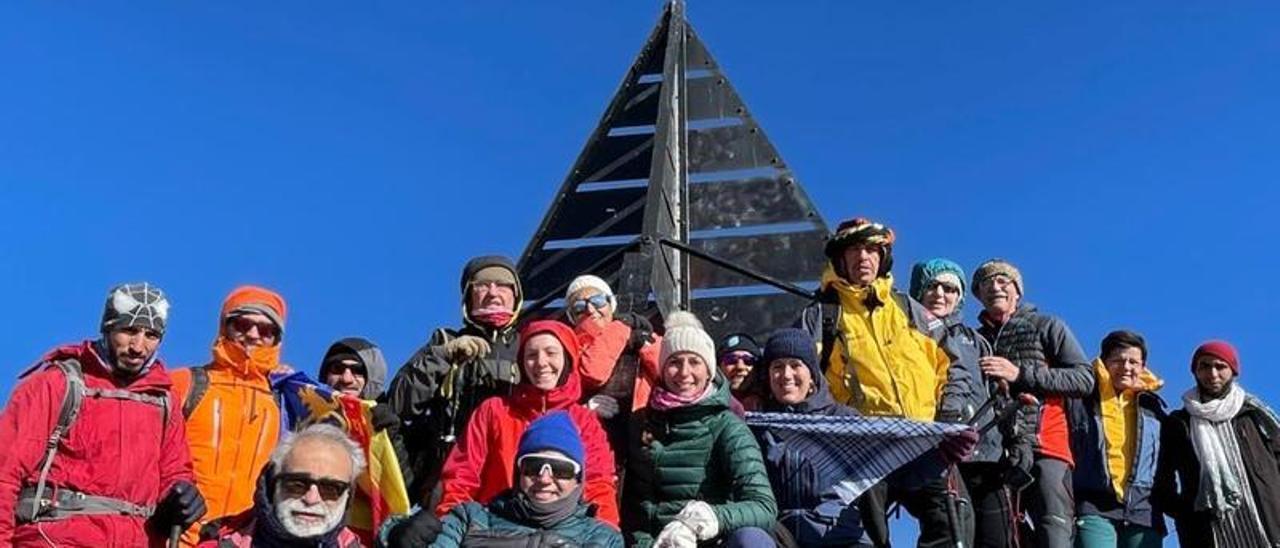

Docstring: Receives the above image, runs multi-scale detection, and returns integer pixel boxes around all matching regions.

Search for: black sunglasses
[517,455,580,481]
[325,362,367,377]
[276,472,351,502]
[570,294,610,314]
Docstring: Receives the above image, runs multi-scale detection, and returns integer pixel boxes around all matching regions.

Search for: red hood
[37,339,174,392]
[510,320,583,417]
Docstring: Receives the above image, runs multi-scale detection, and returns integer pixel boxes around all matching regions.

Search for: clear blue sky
[2,2,1277,544]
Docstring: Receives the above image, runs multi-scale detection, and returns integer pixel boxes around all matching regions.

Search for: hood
[510,320,583,416]
[460,255,524,332]
[27,339,174,392]
[1092,358,1164,396]
[212,287,288,377]
[318,337,387,400]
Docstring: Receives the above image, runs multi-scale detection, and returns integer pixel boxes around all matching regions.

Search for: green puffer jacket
[622,377,778,547]
[430,491,623,548]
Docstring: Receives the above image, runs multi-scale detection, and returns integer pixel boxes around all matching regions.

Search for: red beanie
[1192,340,1240,375]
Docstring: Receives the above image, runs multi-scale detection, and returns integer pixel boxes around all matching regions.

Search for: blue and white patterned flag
[745,412,966,503]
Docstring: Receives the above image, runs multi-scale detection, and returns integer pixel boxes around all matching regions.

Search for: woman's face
[662,352,711,398]
[522,333,566,391]
[768,357,813,405]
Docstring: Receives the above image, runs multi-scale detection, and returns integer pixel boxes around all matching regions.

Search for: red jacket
[435,321,619,527]
[575,319,661,412]
[0,340,193,546]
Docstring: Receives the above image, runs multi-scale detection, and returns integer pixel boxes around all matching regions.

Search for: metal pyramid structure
[518,0,830,342]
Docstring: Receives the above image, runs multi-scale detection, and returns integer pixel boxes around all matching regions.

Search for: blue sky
[2,2,1277,544]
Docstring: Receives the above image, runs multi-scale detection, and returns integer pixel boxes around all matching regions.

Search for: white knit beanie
[565,275,615,302]
[659,311,717,379]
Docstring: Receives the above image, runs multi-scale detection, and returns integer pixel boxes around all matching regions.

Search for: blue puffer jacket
[429,490,622,548]
[1069,381,1166,530]
[749,352,871,546]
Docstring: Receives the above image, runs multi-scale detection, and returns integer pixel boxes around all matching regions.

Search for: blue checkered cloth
[745,412,966,503]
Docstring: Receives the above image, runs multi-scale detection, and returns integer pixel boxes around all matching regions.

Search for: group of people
[1,216,1275,548]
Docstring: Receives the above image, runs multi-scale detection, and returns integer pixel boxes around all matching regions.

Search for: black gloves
[617,312,654,351]
[151,480,207,532]
[386,509,444,548]
[371,402,401,435]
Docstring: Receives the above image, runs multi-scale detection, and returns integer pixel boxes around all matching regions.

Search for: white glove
[654,520,698,548]
[586,395,620,419]
[675,500,720,541]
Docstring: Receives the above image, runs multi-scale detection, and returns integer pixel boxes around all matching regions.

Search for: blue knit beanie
[762,328,819,376]
[516,411,585,476]
[909,258,966,308]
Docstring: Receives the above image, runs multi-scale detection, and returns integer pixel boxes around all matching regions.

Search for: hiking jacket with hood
[389,256,524,501]
[749,351,870,546]
[198,462,363,548]
[434,321,619,527]
[172,287,290,545]
[976,302,1092,465]
[0,340,193,546]
[1155,390,1280,547]
[796,267,968,422]
[1069,360,1166,531]
[622,376,778,548]
[318,337,414,491]
[429,490,622,548]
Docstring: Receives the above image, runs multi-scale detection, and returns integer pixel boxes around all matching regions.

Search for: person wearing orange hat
[1157,340,1280,547]
[171,285,291,546]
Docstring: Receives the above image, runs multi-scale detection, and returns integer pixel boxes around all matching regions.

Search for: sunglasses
[517,455,581,481]
[325,362,366,377]
[719,352,758,367]
[276,472,351,502]
[228,316,279,339]
[569,294,611,315]
[926,281,962,295]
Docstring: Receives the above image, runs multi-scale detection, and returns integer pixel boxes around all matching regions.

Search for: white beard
[273,487,348,539]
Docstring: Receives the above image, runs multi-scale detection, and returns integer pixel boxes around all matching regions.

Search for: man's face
[273,438,354,539]
[468,280,516,315]
[718,351,756,392]
[107,326,161,373]
[1104,346,1146,393]
[840,244,881,286]
[568,289,613,327]
[920,277,962,318]
[223,312,280,350]
[977,275,1021,317]
[522,333,566,391]
[1194,355,1235,398]
[517,451,581,504]
[322,359,367,397]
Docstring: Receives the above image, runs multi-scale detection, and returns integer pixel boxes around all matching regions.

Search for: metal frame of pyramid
[518,0,830,342]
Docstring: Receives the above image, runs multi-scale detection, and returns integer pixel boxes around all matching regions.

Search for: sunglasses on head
[228,315,279,339]
[719,352,758,367]
[517,454,580,481]
[570,294,610,315]
[276,472,351,502]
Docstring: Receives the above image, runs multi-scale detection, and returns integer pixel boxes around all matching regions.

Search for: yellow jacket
[821,268,951,420]
[1093,359,1163,501]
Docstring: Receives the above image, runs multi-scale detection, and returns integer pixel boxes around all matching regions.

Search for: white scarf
[1182,383,1247,514]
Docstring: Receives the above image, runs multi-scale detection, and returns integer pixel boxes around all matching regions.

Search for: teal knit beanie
[909,258,966,309]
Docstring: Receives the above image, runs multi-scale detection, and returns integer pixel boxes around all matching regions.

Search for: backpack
[181,365,212,418]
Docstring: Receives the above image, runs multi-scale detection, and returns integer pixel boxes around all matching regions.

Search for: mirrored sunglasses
[719,352,758,367]
[517,454,580,480]
[570,294,610,314]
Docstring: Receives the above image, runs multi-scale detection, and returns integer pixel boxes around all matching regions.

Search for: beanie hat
[461,255,522,301]
[101,282,170,337]
[565,275,614,303]
[824,217,895,278]
[972,259,1023,298]
[1193,340,1240,375]
[909,258,967,309]
[659,311,717,379]
[516,411,585,477]
[762,328,819,376]
[220,285,287,334]
[717,332,761,361]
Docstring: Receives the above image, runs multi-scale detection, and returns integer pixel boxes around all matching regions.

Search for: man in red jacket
[0,283,206,546]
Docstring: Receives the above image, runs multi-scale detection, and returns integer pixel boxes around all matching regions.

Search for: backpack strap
[26,359,86,522]
[182,365,211,419]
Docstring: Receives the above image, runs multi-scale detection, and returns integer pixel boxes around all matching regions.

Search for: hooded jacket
[198,463,363,548]
[622,376,778,547]
[434,321,619,527]
[749,348,870,546]
[798,267,965,421]
[430,490,622,548]
[389,256,525,501]
[1069,360,1166,530]
[976,302,1092,465]
[319,338,388,401]
[173,286,290,545]
[0,340,193,546]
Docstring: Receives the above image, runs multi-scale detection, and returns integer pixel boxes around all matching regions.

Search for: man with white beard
[199,424,366,547]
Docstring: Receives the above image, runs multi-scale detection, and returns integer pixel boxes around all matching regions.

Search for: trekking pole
[168,525,181,548]
[945,469,966,548]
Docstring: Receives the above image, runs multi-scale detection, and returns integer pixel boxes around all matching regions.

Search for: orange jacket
[171,286,288,546]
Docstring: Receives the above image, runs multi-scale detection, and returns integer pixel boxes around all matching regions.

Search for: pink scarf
[471,308,514,328]
[649,382,715,411]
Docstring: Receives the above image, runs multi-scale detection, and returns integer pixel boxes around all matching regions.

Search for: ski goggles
[517,454,581,481]
[569,294,611,315]
[276,473,351,502]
